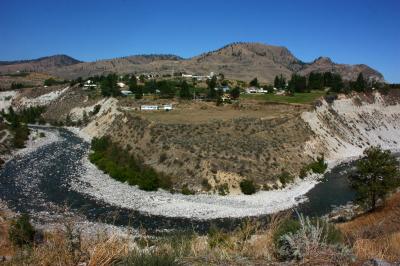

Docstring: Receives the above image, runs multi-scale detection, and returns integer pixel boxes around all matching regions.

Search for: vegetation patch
[89,136,172,191]
[299,156,328,178]
[1,106,46,148]
[240,179,257,195]
[8,214,36,247]
[277,171,295,187]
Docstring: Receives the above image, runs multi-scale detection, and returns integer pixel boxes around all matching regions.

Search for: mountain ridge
[0,43,384,83]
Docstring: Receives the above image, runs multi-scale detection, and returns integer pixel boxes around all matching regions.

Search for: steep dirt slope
[302,90,400,162]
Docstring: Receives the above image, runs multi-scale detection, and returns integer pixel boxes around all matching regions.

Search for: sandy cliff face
[302,91,400,163]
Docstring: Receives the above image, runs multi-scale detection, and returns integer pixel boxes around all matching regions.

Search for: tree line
[89,136,172,191]
[268,71,379,94]
[1,106,46,148]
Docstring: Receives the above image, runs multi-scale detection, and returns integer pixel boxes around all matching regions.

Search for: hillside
[0,43,385,83]
[0,55,81,74]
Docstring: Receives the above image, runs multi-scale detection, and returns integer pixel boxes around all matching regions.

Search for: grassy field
[135,101,307,124]
[241,90,326,104]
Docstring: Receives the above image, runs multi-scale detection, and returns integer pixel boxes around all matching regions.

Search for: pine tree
[128,75,138,93]
[249,77,259,87]
[179,80,192,99]
[230,86,241,99]
[135,86,143,99]
[349,146,400,210]
[355,73,366,92]
[207,76,218,99]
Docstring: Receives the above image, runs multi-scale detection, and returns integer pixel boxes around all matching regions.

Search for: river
[0,126,359,233]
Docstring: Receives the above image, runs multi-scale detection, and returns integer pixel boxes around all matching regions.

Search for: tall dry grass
[338,192,400,263]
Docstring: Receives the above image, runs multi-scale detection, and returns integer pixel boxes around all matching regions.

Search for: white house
[121,90,133,96]
[215,86,230,93]
[140,105,159,111]
[162,104,173,111]
[117,82,126,88]
[83,80,97,89]
[245,87,268,94]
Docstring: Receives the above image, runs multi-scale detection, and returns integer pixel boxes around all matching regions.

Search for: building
[117,82,126,88]
[140,105,159,111]
[162,104,173,111]
[245,87,268,94]
[121,90,133,96]
[83,80,97,89]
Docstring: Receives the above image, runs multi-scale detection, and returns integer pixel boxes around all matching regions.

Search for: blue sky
[0,0,399,82]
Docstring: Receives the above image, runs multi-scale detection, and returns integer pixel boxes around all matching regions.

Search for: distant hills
[0,55,81,73]
[0,43,384,83]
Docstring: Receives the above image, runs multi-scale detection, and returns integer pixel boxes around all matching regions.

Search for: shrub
[181,184,194,195]
[217,183,229,196]
[118,250,178,266]
[8,214,35,247]
[207,224,233,249]
[278,172,294,186]
[159,152,168,163]
[300,156,328,179]
[240,179,257,195]
[201,178,212,191]
[276,215,350,263]
[90,136,173,192]
[273,218,301,249]
[91,104,101,116]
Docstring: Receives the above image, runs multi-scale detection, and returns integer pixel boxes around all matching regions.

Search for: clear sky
[0,0,399,82]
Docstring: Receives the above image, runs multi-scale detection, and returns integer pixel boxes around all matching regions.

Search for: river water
[0,126,359,233]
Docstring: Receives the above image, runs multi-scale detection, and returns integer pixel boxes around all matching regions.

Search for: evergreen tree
[135,86,143,99]
[157,80,176,99]
[308,72,324,90]
[128,75,138,93]
[274,75,280,89]
[249,77,259,87]
[179,80,192,99]
[288,74,307,93]
[230,86,241,99]
[323,72,333,88]
[349,146,400,210]
[330,74,344,93]
[100,74,120,97]
[354,73,366,92]
[207,76,218,99]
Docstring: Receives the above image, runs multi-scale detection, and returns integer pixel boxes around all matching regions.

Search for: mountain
[0,43,385,83]
[298,56,384,82]
[0,55,81,73]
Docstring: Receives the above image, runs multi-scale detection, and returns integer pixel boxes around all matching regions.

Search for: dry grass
[338,192,400,263]
[136,100,308,124]
[352,232,400,262]
[87,236,130,266]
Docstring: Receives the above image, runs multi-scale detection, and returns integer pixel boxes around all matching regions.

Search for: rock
[363,258,397,266]
[0,255,13,262]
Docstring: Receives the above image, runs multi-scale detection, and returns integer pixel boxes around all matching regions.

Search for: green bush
[217,183,229,195]
[207,224,233,249]
[89,136,172,192]
[181,184,194,195]
[273,218,301,248]
[300,156,328,179]
[240,179,257,195]
[8,214,35,247]
[278,172,295,186]
[274,216,344,257]
[276,215,347,262]
[201,178,212,191]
